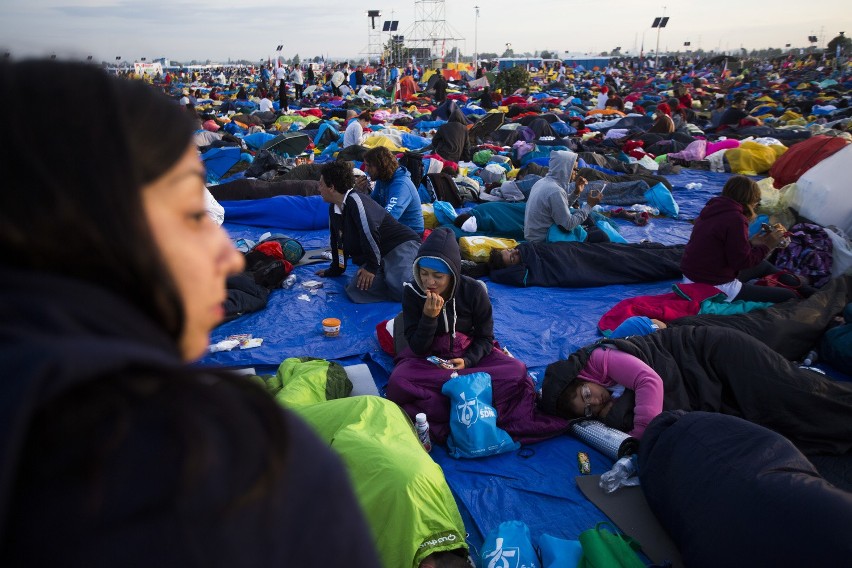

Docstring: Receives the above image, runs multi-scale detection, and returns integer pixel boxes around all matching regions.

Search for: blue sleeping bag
[221,195,329,230]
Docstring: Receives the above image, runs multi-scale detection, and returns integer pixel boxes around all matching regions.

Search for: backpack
[399,151,425,188]
[771,223,834,288]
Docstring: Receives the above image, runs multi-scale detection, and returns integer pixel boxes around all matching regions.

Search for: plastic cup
[322,317,341,337]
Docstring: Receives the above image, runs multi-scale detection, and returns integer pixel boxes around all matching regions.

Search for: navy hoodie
[0,267,380,567]
[402,227,494,367]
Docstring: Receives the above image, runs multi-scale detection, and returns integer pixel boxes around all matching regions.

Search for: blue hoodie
[370,166,425,234]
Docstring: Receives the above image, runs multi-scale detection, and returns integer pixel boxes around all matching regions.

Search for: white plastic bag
[825,226,852,277]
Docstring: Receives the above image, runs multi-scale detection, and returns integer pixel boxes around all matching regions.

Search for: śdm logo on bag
[456,391,497,428]
[456,392,479,427]
[485,537,520,568]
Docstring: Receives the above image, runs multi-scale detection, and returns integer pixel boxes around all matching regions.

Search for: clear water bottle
[803,349,819,367]
[415,413,432,453]
[282,274,297,289]
[599,454,640,494]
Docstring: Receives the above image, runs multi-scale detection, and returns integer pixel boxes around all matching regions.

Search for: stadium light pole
[652,8,669,70]
[474,6,480,71]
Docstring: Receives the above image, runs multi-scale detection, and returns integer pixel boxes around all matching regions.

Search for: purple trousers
[386,332,569,444]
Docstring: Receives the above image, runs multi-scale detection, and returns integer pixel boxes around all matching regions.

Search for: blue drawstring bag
[480,521,539,568]
[643,182,679,218]
[441,372,519,459]
[433,200,458,225]
[546,223,587,243]
[594,214,628,243]
[539,533,583,568]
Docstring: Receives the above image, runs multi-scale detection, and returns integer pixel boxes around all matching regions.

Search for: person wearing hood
[385,228,569,444]
[0,59,380,567]
[680,175,798,303]
[523,150,604,243]
[315,160,420,303]
[359,146,424,235]
[429,106,471,163]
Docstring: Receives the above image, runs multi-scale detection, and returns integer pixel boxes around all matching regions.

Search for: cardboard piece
[575,474,684,568]
[344,364,380,397]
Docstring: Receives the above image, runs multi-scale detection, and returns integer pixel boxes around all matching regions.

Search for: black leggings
[733,260,798,303]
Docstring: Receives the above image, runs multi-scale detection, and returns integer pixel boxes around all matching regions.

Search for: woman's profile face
[143,143,244,360]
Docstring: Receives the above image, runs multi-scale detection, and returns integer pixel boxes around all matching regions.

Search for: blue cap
[610,316,657,339]
[418,257,451,274]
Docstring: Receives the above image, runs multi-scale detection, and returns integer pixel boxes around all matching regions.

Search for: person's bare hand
[354,175,371,192]
[355,267,375,290]
[575,176,587,193]
[423,290,444,318]
[447,358,466,370]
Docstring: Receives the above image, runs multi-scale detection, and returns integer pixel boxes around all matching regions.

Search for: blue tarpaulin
[199,170,832,562]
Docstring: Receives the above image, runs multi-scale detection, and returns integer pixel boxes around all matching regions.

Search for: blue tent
[201,146,241,183]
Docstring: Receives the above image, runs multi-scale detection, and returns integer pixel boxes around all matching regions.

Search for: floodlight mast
[651,8,669,70]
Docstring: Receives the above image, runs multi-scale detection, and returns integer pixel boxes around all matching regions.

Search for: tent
[261,132,311,158]
[201,146,241,182]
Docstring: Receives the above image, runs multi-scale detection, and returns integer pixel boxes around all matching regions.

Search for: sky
[2,0,850,64]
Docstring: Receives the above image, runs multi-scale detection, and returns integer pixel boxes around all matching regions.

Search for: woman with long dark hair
[0,60,379,567]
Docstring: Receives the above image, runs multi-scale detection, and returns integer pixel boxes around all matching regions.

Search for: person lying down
[488,240,685,288]
[541,323,852,456]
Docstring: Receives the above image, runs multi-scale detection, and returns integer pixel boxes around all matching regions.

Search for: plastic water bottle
[282,274,297,289]
[415,413,432,453]
[803,350,819,367]
[599,455,640,494]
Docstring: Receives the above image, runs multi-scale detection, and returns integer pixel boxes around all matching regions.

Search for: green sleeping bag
[258,357,467,568]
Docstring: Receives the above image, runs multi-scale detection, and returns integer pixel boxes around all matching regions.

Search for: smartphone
[761,223,773,234]
[426,355,455,369]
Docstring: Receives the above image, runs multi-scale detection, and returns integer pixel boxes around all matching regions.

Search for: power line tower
[403,0,462,66]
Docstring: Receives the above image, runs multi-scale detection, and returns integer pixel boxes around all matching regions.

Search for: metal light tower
[474,5,480,70]
[651,9,669,69]
[366,10,382,65]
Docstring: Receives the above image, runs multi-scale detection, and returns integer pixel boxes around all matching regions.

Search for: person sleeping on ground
[541,324,852,456]
[487,241,684,288]
[385,227,569,444]
[256,358,470,568]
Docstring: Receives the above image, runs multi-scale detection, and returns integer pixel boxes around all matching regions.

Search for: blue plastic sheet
[199,170,818,561]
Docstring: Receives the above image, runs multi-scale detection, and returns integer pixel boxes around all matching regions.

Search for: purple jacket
[680,196,768,285]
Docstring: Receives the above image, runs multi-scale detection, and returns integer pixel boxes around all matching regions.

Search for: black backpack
[400,151,425,189]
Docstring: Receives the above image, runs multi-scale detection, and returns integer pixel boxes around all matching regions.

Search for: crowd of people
[3,49,851,566]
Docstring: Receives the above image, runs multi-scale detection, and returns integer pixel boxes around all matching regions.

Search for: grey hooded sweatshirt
[523,150,592,242]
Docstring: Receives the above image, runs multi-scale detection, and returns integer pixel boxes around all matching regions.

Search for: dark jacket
[680,195,769,285]
[431,111,471,163]
[401,227,494,367]
[325,190,419,276]
[0,267,380,567]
